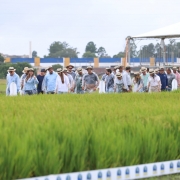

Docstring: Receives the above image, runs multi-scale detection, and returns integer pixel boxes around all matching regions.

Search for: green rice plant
[0,93,180,179]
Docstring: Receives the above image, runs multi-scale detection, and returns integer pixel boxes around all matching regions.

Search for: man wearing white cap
[172,67,180,88]
[74,67,84,94]
[140,67,149,92]
[44,66,57,94]
[82,66,99,93]
[6,67,20,96]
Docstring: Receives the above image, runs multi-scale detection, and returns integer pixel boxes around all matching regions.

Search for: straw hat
[77,67,82,72]
[141,67,147,72]
[28,68,34,72]
[57,68,63,73]
[154,68,159,73]
[22,67,29,73]
[116,72,122,78]
[149,69,155,74]
[7,67,16,72]
[63,68,68,72]
[134,72,140,76]
[172,67,177,70]
[106,67,111,70]
[86,66,93,70]
[159,66,164,70]
[47,66,53,70]
[66,64,74,68]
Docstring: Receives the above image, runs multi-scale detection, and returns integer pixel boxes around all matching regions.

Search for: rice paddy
[0,91,180,179]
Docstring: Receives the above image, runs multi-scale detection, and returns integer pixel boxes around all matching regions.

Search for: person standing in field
[112,66,117,76]
[158,67,168,91]
[55,68,69,94]
[24,68,39,95]
[155,69,160,75]
[132,72,143,92]
[6,67,20,96]
[172,67,180,88]
[44,66,57,94]
[74,67,84,94]
[166,68,175,91]
[140,67,149,92]
[114,72,124,93]
[148,69,161,92]
[122,66,132,92]
[117,66,125,75]
[37,69,46,94]
[82,66,99,93]
[105,68,115,93]
[66,64,76,80]
[63,68,74,92]
[20,67,29,95]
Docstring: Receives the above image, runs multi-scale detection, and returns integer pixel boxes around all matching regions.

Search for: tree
[46,41,79,58]
[32,51,37,58]
[85,42,97,53]
[0,53,4,63]
[113,52,125,58]
[97,47,106,57]
[82,51,97,58]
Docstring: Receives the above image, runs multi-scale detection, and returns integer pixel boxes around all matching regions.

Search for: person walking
[172,67,180,88]
[66,64,76,80]
[24,68,39,95]
[148,69,161,92]
[122,66,132,92]
[105,68,115,93]
[140,67,149,92]
[158,67,168,91]
[166,68,175,91]
[74,67,84,94]
[37,69,46,94]
[20,67,29,95]
[6,67,20,96]
[44,66,57,94]
[132,72,143,92]
[82,66,99,93]
[114,72,124,93]
[55,68,69,94]
[63,68,74,92]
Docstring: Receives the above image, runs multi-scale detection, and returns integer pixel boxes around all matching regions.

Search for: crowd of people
[6,64,180,96]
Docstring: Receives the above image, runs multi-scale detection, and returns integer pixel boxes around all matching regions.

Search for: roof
[132,22,180,39]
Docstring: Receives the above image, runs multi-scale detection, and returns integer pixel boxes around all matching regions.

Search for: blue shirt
[158,73,168,90]
[44,72,57,92]
[6,73,20,93]
[24,77,39,91]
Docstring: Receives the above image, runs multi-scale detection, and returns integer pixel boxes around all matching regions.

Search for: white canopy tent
[126,22,180,65]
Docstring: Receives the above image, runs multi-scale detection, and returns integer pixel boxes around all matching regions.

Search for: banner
[20,159,180,180]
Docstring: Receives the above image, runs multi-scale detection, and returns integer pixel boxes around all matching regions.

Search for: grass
[0,79,6,93]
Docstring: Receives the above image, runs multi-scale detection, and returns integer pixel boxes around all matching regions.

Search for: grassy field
[0,79,6,93]
[1,80,180,179]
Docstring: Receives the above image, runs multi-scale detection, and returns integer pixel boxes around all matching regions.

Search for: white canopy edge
[131,22,180,39]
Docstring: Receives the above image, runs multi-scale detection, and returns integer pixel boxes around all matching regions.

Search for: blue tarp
[40,58,63,63]
[70,58,94,63]
[11,58,34,63]
[99,58,121,63]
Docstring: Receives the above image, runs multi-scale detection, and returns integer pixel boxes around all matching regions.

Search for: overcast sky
[1,0,180,57]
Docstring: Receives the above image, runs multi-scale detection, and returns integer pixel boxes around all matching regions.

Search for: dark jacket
[158,73,168,90]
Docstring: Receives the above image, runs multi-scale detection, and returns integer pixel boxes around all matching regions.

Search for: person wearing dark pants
[37,69,46,94]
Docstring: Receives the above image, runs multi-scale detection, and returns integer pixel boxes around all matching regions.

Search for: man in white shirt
[122,66,132,92]
[140,67,149,92]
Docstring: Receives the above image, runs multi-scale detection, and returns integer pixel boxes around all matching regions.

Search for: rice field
[0,79,6,93]
[0,91,180,179]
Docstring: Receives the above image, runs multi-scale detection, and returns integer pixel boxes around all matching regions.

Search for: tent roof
[132,22,180,39]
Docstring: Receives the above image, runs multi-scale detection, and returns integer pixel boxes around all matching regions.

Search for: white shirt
[148,75,160,87]
[55,74,69,92]
[123,71,131,90]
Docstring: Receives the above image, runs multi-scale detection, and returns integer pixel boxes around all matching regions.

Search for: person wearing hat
[23,68,39,95]
[172,67,180,88]
[43,66,57,94]
[122,66,132,92]
[63,68,74,92]
[105,68,115,93]
[55,68,70,94]
[114,72,124,93]
[147,69,161,92]
[66,64,76,80]
[37,69,46,94]
[140,67,149,92]
[158,67,168,91]
[20,67,29,95]
[82,66,99,93]
[166,68,175,91]
[6,67,20,96]
[112,66,117,76]
[74,67,84,94]
[117,66,125,75]
[132,72,143,93]
[154,69,160,75]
